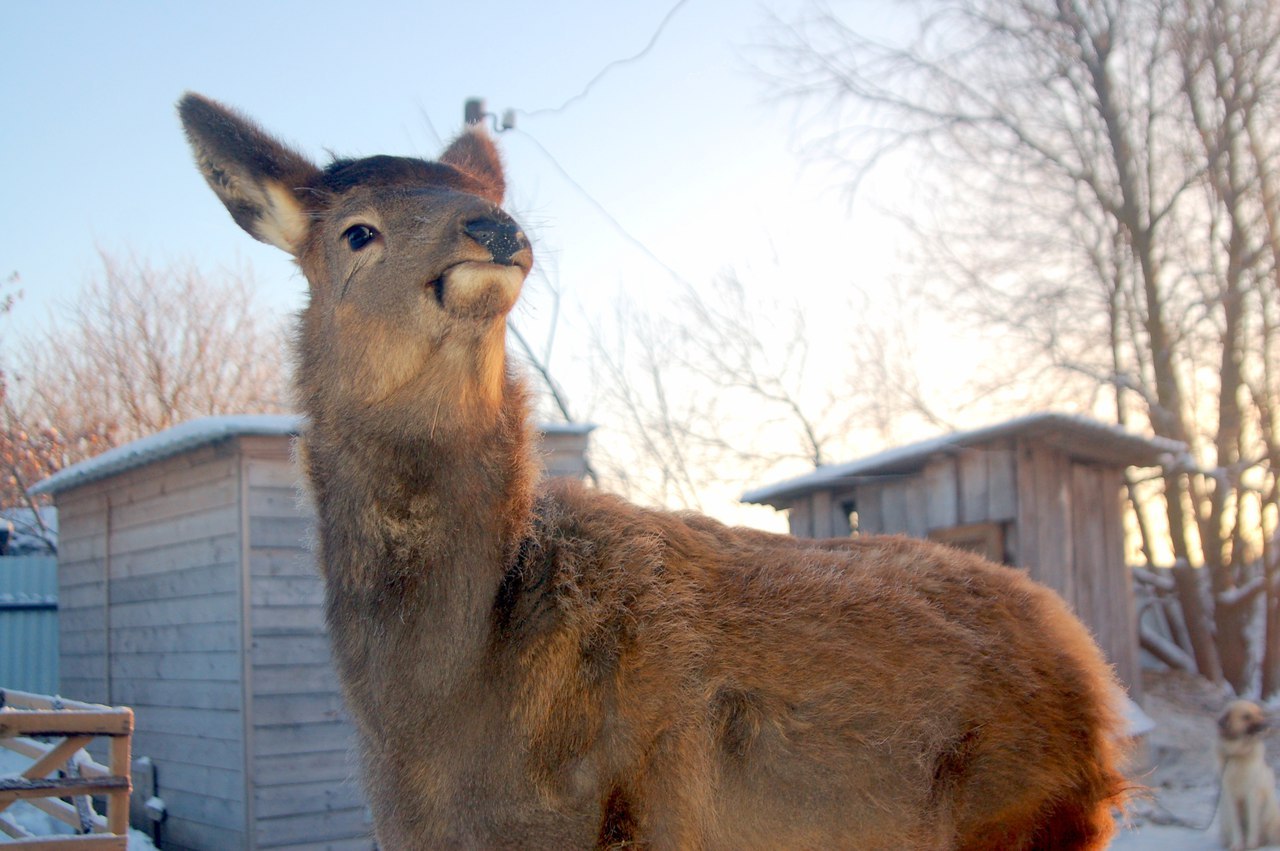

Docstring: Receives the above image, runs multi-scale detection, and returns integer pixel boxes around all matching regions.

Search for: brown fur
[179,92,1130,849]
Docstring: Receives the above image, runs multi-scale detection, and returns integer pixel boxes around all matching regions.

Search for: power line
[517,0,694,119]
[514,129,692,289]
[490,0,698,288]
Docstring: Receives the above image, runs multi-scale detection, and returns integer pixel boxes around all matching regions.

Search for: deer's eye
[343,224,379,251]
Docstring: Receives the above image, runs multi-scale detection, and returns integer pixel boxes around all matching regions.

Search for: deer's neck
[304,369,537,689]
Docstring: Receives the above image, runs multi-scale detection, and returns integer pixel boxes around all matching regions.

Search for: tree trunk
[1263,542,1280,697]
[1172,555,1224,685]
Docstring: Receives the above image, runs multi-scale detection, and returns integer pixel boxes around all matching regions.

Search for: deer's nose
[463,215,529,266]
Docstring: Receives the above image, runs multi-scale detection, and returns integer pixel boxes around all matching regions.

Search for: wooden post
[107,730,132,835]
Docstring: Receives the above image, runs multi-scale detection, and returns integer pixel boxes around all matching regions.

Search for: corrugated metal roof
[32,414,596,496]
[742,412,1185,508]
[0,556,59,695]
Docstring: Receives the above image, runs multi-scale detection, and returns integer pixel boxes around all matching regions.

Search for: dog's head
[1220,700,1271,743]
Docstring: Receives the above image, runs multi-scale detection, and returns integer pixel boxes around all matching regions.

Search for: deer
[179,92,1130,850]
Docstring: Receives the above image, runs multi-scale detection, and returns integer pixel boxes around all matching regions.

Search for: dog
[1218,699,1280,850]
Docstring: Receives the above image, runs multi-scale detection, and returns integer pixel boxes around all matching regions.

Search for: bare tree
[587,296,718,511]
[769,0,1280,693]
[3,251,290,505]
[0,272,62,548]
[583,270,950,518]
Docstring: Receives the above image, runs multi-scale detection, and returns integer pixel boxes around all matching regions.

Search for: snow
[1123,695,1158,739]
[1112,823,1225,849]
[0,745,156,849]
[30,414,301,496]
[741,411,1185,506]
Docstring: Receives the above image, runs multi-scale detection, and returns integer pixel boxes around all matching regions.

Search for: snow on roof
[538,422,597,436]
[31,414,301,496]
[31,415,597,496]
[741,412,1185,508]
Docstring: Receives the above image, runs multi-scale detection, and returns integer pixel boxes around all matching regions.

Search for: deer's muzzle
[463,214,530,267]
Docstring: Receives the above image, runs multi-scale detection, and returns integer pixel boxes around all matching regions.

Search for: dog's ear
[1219,709,1235,736]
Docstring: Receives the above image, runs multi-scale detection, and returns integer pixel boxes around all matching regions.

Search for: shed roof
[32,414,595,496]
[741,412,1184,508]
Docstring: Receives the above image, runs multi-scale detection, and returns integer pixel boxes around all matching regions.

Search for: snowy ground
[0,746,156,849]
[1110,668,1280,850]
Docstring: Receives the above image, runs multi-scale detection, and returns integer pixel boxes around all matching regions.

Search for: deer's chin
[439,261,526,320]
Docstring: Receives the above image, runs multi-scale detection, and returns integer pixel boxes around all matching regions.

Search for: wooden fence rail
[0,689,132,849]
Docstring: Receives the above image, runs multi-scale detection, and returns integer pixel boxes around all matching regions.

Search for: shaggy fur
[179,92,1129,849]
[1218,700,1280,850]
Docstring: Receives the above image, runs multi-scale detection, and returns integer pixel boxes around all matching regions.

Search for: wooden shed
[742,413,1183,701]
[32,414,593,851]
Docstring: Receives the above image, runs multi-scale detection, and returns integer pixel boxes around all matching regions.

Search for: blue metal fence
[0,555,58,694]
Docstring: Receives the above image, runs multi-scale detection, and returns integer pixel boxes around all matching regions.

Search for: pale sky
[3,1,907,317]
[3,0,917,522]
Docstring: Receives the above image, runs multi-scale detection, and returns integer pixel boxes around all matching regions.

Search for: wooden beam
[0,775,129,801]
[0,712,131,738]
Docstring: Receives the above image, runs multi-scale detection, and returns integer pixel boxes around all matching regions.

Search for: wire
[514,129,692,289]
[517,0,694,118]
[494,0,695,275]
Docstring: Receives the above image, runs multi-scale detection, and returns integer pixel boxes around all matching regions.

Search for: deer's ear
[439,128,506,204]
[178,93,319,256]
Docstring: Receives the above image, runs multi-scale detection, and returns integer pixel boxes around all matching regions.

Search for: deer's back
[489,479,1124,849]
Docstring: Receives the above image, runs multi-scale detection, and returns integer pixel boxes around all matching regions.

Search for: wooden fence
[0,689,132,848]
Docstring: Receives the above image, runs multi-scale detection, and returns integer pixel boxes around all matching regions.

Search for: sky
[3,0,910,317]
[2,0,916,520]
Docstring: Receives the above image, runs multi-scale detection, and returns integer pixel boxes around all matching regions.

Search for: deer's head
[178,93,532,432]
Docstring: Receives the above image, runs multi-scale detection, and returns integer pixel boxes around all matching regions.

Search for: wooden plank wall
[59,442,249,850]
[55,489,110,706]
[831,444,1018,541]
[541,431,592,480]
[1015,440,1140,697]
[1016,443,1077,602]
[786,490,855,539]
[241,438,374,850]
